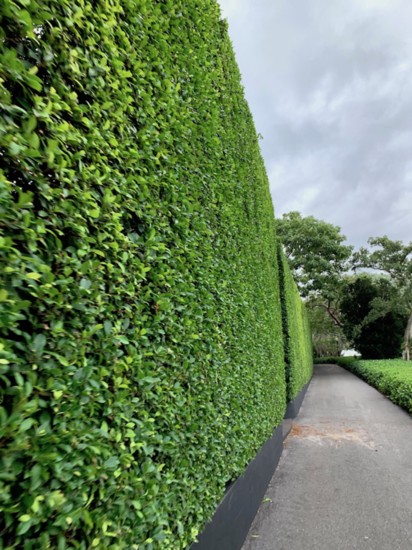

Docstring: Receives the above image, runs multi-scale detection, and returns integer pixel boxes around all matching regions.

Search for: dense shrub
[319,359,412,415]
[278,246,313,401]
[0,1,288,548]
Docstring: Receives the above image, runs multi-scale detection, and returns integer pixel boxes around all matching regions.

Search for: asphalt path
[242,364,412,550]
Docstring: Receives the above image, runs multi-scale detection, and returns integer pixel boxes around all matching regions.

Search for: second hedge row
[278,246,313,402]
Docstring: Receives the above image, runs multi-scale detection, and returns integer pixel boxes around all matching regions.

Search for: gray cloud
[218,0,412,248]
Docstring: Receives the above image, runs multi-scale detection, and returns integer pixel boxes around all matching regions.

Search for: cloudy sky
[217,0,412,249]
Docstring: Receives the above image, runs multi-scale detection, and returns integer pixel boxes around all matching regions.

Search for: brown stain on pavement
[288,423,375,449]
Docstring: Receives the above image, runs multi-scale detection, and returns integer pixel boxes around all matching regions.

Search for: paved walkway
[242,364,412,550]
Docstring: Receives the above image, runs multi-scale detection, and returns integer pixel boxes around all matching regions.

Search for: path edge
[191,379,311,550]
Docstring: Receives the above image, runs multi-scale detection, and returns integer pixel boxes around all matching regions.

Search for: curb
[285,381,311,420]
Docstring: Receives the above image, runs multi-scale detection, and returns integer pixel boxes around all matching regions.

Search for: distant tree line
[276,212,412,360]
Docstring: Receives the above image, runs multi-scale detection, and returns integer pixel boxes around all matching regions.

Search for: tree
[307,300,348,357]
[276,212,352,328]
[340,276,407,359]
[352,237,412,359]
[276,211,352,297]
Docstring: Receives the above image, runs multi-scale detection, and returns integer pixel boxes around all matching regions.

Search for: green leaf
[24,116,37,133]
[104,457,120,469]
[17,9,32,27]
[28,132,40,149]
[25,74,42,92]
[19,418,34,432]
[80,278,91,289]
[32,334,46,353]
[17,520,33,536]
[27,272,41,280]
[89,208,101,219]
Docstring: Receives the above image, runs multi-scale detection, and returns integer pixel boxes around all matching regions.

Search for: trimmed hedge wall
[0,1,288,548]
[278,246,313,401]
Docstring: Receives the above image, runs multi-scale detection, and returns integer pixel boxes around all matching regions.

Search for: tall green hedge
[278,245,313,401]
[0,1,286,548]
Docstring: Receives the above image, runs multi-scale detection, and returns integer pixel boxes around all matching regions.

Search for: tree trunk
[403,310,412,360]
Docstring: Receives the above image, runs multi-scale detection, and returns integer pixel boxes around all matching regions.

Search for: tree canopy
[276,212,352,354]
[352,236,412,288]
[276,211,353,300]
[277,214,411,360]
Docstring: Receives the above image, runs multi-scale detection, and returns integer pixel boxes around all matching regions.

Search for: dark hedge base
[285,381,311,419]
[191,379,312,550]
[191,425,283,550]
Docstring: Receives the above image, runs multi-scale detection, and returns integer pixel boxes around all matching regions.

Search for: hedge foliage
[278,246,313,401]
[0,1,289,548]
[322,358,412,415]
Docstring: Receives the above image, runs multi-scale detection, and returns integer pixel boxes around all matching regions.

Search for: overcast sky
[217,0,412,249]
